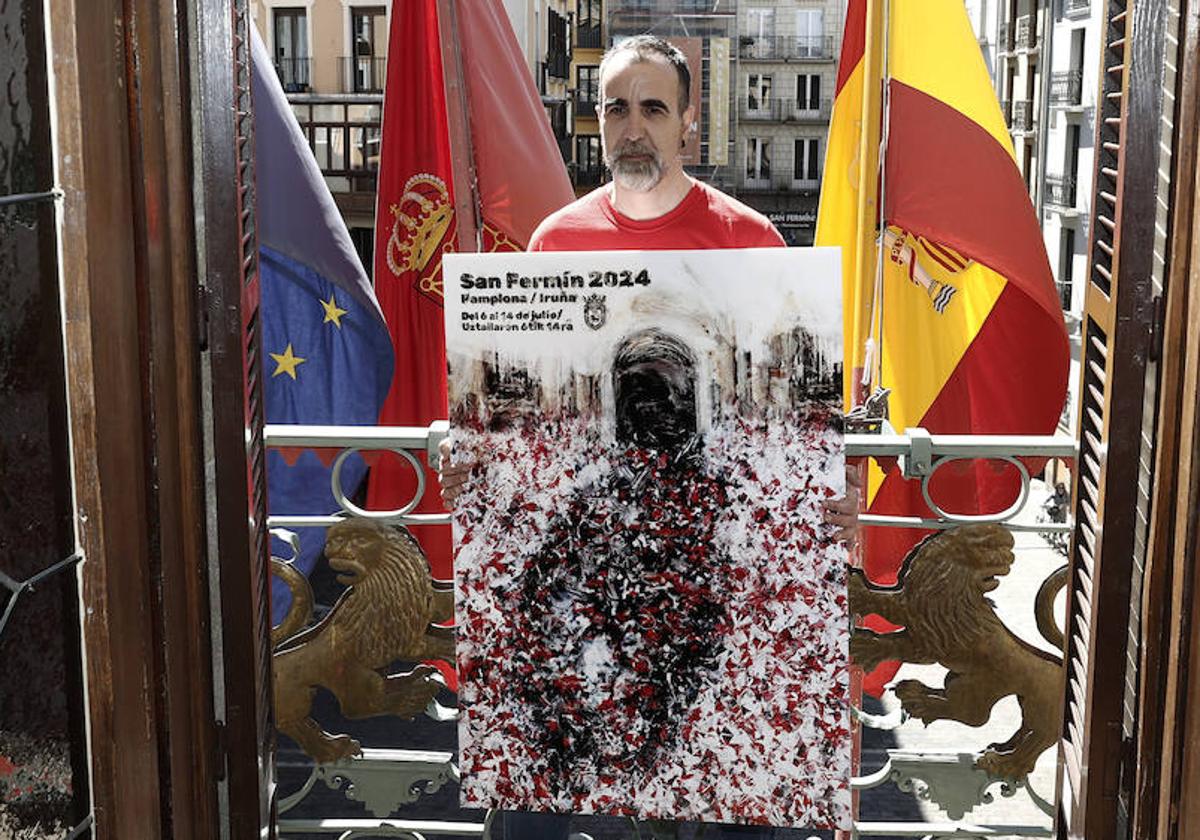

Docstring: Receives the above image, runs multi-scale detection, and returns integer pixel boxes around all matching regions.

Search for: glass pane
[329,128,346,170]
[313,104,343,123]
[313,126,330,169]
[0,0,53,197]
[372,13,387,60]
[0,204,87,837]
[364,127,381,170]
[323,174,350,193]
[348,127,365,169]
[346,103,381,123]
[274,13,293,59]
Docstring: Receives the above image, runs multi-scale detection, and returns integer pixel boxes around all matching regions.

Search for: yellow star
[270,343,306,380]
[321,293,348,327]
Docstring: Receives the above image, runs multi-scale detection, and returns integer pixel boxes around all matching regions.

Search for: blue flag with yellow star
[251,30,395,624]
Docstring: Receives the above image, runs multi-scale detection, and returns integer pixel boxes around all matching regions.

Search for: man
[441,35,856,840]
[527,36,783,251]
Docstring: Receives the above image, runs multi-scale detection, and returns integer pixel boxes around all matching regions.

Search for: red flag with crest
[368,0,574,582]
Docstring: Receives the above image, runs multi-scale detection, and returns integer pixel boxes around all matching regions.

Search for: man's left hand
[823,465,862,548]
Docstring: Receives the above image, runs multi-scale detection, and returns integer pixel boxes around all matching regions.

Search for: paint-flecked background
[445,249,851,829]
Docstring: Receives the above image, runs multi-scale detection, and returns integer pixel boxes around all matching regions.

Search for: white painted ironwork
[846,429,1077,533]
[264,422,1073,838]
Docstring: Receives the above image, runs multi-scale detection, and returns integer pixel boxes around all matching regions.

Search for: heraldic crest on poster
[444,248,850,830]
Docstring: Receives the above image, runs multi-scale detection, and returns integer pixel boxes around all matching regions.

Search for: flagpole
[436,0,483,253]
[851,0,884,407]
[871,0,892,392]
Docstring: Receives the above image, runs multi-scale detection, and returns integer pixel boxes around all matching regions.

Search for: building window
[574,135,603,186]
[547,9,571,80]
[795,9,824,57]
[577,65,600,112]
[344,6,386,92]
[292,100,383,194]
[747,73,773,113]
[577,0,602,47]
[794,137,820,186]
[796,73,821,112]
[578,0,601,27]
[745,7,775,58]
[272,7,310,91]
[1058,227,1075,310]
[746,137,771,185]
[546,101,570,162]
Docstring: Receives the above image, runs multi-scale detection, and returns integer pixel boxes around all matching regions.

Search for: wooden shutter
[194,0,276,835]
[1056,1,1175,837]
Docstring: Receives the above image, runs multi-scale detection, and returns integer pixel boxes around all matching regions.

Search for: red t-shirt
[528,180,785,251]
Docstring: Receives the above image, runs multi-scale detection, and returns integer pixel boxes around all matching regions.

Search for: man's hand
[823,465,862,547]
[437,437,476,509]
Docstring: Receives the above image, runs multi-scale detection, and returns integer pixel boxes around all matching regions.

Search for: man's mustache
[612,141,659,161]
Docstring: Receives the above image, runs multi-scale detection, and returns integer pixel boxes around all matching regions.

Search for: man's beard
[606,140,665,192]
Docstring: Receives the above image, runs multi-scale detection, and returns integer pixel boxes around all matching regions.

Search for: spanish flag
[818,0,1069,692]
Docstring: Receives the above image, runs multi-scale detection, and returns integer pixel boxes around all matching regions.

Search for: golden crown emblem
[386,173,456,301]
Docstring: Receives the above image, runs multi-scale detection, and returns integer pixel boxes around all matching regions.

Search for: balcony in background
[274,57,311,93]
[1065,0,1091,16]
[738,35,835,61]
[1015,15,1038,51]
[573,88,599,117]
[573,164,604,188]
[1050,71,1084,108]
[340,56,386,93]
[788,99,832,122]
[1045,173,1078,210]
[576,23,603,49]
[739,97,784,122]
[1010,99,1035,132]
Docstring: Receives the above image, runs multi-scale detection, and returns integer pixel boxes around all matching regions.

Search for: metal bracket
[900,427,933,478]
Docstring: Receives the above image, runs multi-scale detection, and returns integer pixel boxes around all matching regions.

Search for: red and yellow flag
[818,0,1069,692]
[368,0,574,581]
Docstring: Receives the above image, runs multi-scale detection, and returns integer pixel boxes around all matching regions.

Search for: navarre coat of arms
[385,173,456,303]
[583,293,608,330]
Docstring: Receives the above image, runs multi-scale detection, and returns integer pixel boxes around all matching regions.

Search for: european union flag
[250,30,395,624]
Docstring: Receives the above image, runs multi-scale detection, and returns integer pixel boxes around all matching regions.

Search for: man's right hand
[437,437,475,509]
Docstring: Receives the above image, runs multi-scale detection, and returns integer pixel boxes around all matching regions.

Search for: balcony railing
[1057,279,1074,311]
[274,57,311,93]
[788,98,832,121]
[1015,15,1037,50]
[1064,0,1091,15]
[738,35,835,61]
[573,88,600,116]
[264,421,1075,839]
[547,48,570,80]
[739,97,784,121]
[1045,173,1078,209]
[341,56,386,93]
[576,23,602,49]
[998,22,1012,53]
[1010,99,1035,132]
[573,164,604,187]
[741,170,822,193]
[1049,71,1084,107]
[291,97,383,196]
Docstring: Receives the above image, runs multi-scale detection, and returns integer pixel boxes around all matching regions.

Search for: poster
[444,248,850,829]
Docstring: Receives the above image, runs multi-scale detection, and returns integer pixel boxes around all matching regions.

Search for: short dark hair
[599,35,692,113]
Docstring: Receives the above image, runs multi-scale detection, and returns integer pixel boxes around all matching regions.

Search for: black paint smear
[509,444,731,793]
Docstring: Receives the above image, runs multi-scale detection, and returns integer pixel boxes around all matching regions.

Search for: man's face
[597,52,695,192]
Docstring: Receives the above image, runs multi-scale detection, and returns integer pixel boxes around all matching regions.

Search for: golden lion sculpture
[849,523,1064,779]
[272,519,456,763]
